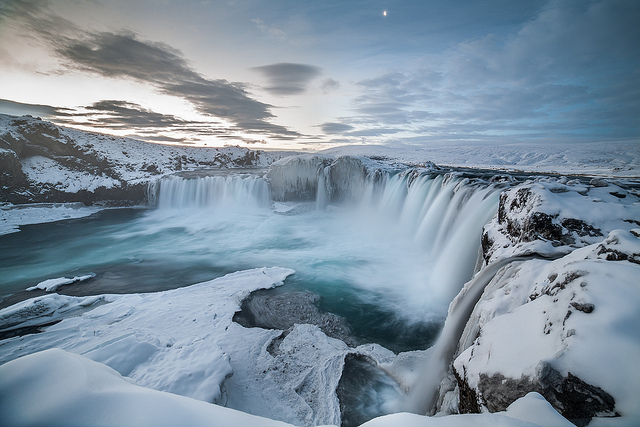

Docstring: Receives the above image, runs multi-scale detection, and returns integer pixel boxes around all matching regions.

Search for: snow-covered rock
[451,230,640,425]
[482,178,640,263]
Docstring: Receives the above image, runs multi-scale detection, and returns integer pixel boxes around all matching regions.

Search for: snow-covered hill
[0,114,286,205]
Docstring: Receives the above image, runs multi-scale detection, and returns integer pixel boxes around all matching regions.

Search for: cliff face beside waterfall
[440,178,640,425]
[0,114,282,205]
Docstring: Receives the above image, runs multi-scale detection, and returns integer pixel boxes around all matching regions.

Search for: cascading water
[149,159,504,320]
[311,161,503,312]
[153,174,271,210]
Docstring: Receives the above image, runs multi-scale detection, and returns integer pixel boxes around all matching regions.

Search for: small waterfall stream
[405,256,532,415]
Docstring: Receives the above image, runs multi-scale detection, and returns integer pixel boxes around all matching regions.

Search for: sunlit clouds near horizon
[0,0,638,149]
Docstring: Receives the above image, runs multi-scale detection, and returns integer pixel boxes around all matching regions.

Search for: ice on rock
[0,293,110,338]
[482,178,640,263]
[267,154,332,201]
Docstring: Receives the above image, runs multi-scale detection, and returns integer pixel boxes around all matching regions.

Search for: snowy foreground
[0,349,572,427]
[0,266,574,427]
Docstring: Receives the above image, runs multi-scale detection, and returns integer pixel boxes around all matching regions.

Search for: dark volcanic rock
[471,364,618,426]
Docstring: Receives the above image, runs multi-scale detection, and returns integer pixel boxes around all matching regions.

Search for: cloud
[251,63,321,95]
[7,97,260,144]
[334,0,640,144]
[57,33,298,136]
[318,122,354,134]
[0,98,72,119]
[320,78,340,93]
[3,1,299,139]
[80,100,190,129]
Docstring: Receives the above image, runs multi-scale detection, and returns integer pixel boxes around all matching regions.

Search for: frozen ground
[322,142,640,178]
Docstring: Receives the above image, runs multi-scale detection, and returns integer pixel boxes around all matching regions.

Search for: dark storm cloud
[3,1,299,138]
[251,63,321,95]
[57,33,297,136]
[63,100,256,141]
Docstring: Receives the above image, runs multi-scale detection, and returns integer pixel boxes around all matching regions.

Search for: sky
[0,0,638,150]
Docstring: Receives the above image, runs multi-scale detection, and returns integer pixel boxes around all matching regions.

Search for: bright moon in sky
[383,10,387,16]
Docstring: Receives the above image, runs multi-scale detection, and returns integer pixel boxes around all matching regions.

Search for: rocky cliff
[440,178,640,426]
[0,114,279,205]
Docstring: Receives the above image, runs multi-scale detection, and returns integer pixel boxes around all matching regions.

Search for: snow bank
[0,348,296,427]
[362,393,572,427]
[0,348,575,427]
[0,268,294,405]
[21,155,120,192]
[0,266,399,425]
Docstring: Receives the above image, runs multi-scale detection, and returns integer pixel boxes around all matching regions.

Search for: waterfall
[353,171,503,308]
[148,156,515,417]
[150,159,503,313]
[154,174,271,210]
